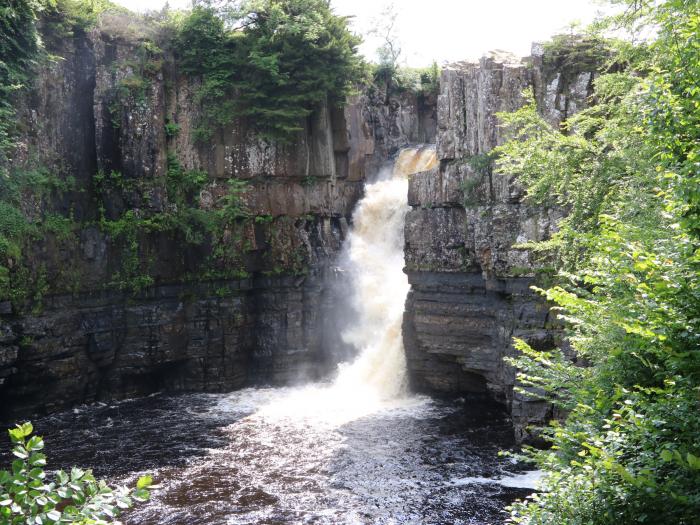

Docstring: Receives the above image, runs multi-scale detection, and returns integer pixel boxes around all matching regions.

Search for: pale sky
[112,0,609,66]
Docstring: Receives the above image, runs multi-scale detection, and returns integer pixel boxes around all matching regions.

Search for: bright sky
[112,0,609,66]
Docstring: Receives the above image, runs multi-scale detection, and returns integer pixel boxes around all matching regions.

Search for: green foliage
[174,0,363,142]
[96,153,250,293]
[217,178,249,223]
[1,422,151,524]
[0,165,77,303]
[498,2,700,524]
[420,61,441,95]
[41,0,118,43]
[0,0,43,174]
[542,34,613,83]
[254,214,273,224]
[370,62,441,97]
[99,210,154,294]
[164,121,180,138]
[497,72,651,270]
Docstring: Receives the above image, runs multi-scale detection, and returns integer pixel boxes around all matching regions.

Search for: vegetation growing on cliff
[0,0,116,167]
[0,0,43,173]
[0,0,123,305]
[366,2,440,97]
[174,0,363,142]
[498,1,700,523]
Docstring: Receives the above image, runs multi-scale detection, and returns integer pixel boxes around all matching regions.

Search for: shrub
[0,422,152,524]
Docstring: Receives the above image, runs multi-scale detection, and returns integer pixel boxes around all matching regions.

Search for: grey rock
[404,45,596,443]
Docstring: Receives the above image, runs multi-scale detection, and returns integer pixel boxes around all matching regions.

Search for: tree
[175,0,363,142]
[497,1,700,523]
[369,2,401,77]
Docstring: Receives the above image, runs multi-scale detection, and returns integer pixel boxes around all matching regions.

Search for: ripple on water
[3,387,536,525]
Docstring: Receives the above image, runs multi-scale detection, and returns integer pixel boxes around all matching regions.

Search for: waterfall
[333,146,437,400]
[255,146,438,424]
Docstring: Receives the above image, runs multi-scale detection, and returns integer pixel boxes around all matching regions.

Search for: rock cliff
[402,46,596,442]
[0,10,594,437]
[0,15,436,418]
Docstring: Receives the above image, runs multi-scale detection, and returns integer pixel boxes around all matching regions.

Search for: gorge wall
[402,46,596,442]
[0,13,436,418]
[0,7,595,441]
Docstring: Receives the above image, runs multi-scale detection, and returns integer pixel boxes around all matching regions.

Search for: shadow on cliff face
[0,393,247,478]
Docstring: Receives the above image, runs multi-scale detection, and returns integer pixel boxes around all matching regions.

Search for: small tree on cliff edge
[369,2,402,82]
[176,0,364,142]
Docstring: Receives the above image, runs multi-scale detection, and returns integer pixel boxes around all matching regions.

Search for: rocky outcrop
[403,47,596,442]
[0,16,435,419]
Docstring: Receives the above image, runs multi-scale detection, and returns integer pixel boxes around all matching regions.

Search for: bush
[0,422,152,524]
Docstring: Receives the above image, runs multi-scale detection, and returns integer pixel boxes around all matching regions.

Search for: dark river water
[2,385,537,525]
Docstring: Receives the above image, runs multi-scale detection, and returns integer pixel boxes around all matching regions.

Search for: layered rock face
[0,17,435,418]
[403,48,595,442]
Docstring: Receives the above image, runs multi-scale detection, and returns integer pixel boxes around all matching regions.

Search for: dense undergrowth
[497,1,700,523]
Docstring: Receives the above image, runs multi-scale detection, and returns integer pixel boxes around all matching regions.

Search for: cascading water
[14,147,536,525]
[258,146,439,423]
[334,146,437,401]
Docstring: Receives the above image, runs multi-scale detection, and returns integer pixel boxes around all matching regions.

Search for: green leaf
[11,460,24,474]
[69,468,84,482]
[28,454,46,467]
[27,468,44,480]
[686,452,700,470]
[25,436,43,452]
[136,475,153,490]
[132,488,149,502]
[19,423,33,437]
[12,447,28,459]
[56,471,68,486]
[7,429,23,444]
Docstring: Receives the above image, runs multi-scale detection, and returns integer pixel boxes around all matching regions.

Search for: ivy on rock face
[175,0,363,142]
